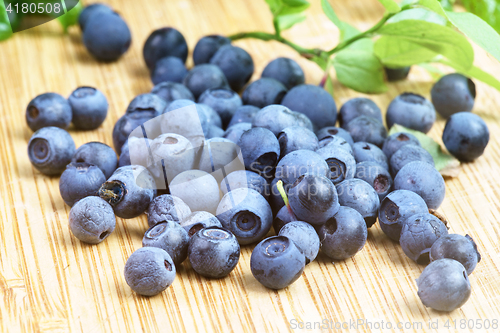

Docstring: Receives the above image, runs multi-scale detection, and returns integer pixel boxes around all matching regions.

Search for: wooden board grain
[1,0,500,332]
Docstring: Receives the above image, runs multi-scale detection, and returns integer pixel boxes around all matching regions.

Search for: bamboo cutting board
[1,0,500,332]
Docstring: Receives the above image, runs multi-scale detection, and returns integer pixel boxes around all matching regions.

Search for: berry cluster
[26,5,489,312]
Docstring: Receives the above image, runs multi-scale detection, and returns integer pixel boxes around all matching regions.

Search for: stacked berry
[25,9,489,310]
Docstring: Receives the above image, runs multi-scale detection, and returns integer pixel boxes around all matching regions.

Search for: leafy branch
[228,0,500,94]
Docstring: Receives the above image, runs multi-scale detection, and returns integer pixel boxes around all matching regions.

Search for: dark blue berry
[386,93,436,133]
[198,88,242,128]
[142,221,189,266]
[250,236,305,289]
[316,145,356,184]
[126,93,167,115]
[281,84,337,130]
[442,112,489,162]
[336,179,380,228]
[390,144,434,176]
[227,105,260,127]
[78,3,113,31]
[28,127,75,175]
[26,92,72,132]
[346,116,387,147]
[188,227,240,278]
[112,110,157,154]
[210,45,254,92]
[220,170,269,199]
[193,35,232,65]
[318,135,353,154]
[150,82,195,105]
[124,247,176,296]
[273,205,294,234]
[279,221,320,264]
[382,132,421,159]
[238,127,280,179]
[275,150,329,186]
[318,206,368,260]
[69,87,108,130]
[183,64,229,100]
[430,234,481,275]
[180,211,223,237]
[72,142,117,179]
[278,126,319,159]
[252,104,313,136]
[59,162,106,207]
[384,66,410,81]
[431,73,475,118]
[223,122,251,144]
[242,78,288,108]
[69,196,115,244]
[378,189,428,242]
[147,194,192,227]
[150,56,188,85]
[316,126,354,146]
[352,142,389,171]
[261,57,305,90]
[143,27,188,70]
[355,161,392,201]
[338,98,382,129]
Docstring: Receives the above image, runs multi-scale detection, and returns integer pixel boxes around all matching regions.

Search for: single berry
[69,196,116,244]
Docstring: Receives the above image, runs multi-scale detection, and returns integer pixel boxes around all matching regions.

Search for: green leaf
[57,1,83,32]
[277,13,306,30]
[374,36,438,67]
[333,49,387,93]
[417,0,448,18]
[341,22,361,40]
[321,0,343,28]
[387,8,447,25]
[265,0,281,14]
[438,0,454,11]
[324,75,334,95]
[282,0,309,7]
[388,124,461,177]
[377,20,474,71]
[310,56,328,70]
[377,0,401,13]
[279,2,310,15]
[347,38,374,52]
[446,11,500,63]
[0,1,12,41]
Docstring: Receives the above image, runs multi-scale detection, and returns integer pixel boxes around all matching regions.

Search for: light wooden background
[1,0,500,332]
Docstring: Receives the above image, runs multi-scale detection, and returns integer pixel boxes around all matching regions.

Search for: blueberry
[220,170,269,199]
[78,3,113,31]
[318,206,368,260]
[400,213,449,264]
[278,126,319,159]
[431,73,475,118]
[316,126,354,146]
[148,133,196,184]
[223,122,252,144]
[273,205,294,234]
[352,142,389,171]
[317,135,353,155]
[238,127,280,179]
[143,27,188,70]
[261,57,305,90]
[250,236,305,289]
[147,194,192,227]
[416,259,471,311]
[126,93,167,115]
[289,174,340,226]
[316,145,356,184]
[269,177,288,215]
[198,137,243,183]
[210,45,254,92]
[430,234,480,275]
[28,127,75,175]
[142,221,189,266]
[188,227,240,278]
[99,165,156,219]
[124,247,176,296]
[170,170,220,214]
[150,82,195,104]
[336,179,380,228]
[180,211,223,237]
[279,221,320,264]
[442,112,489,162]
[216,188,272,245]
[118,137,153,168]
[72,142,117,179]
[394,161,445,209]
[242,78,288,108]
[338,98,382,129]
[390,144,434,176]
[150,56,188,85]
[198,88,242,128]
[83,12,131,61]
[206,125,226,139]
[193,35,232,65]
[69,196,116,244]
[384,66,410,82]
[281,84,337,130]
[227,105,260,127]
[26,92,72,131]
[68,87,108,130]
[346,116,387,147]
[199,103,223,129]
[275,150,329,186]
[386,93,436,133]
[112,111,157,154]
[183,64,230,100]
[59,162,106,207]
[252,105,313,136]
[382,132,421,160]
[355,161,392,201]
[378,189,428,242]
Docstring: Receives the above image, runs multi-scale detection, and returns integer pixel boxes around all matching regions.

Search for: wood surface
[1,0,500,332]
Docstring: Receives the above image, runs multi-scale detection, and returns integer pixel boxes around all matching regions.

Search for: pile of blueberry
[25,3,490,312]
